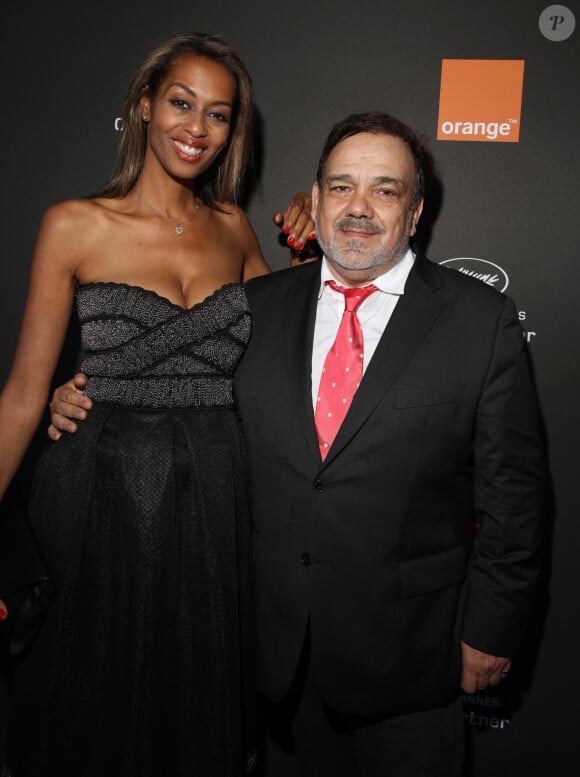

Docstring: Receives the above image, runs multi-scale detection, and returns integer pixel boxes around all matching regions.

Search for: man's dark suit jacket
[234,254,545,718]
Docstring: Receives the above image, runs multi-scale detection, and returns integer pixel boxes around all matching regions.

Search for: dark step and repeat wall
[1,1,577,773]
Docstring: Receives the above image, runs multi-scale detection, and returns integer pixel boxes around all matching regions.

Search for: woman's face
[140,54,236,181]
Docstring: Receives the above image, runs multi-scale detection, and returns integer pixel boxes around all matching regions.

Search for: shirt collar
[318,247,415,299]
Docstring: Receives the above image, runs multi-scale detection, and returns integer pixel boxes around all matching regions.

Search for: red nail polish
[283,226,291,234]
[0,608,7,621]
[287,236,295,246]
[307,232,316,241]
[295,242,303,251]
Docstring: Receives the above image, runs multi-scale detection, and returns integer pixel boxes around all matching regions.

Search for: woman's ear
[139,90,151,123]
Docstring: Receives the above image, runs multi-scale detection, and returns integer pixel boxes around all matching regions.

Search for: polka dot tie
[314,280,378,459]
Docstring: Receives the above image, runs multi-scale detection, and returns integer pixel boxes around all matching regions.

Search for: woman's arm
[0,202,78,499]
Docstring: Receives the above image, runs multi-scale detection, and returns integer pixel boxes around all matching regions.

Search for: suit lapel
[284,262,322,463]
[323,256,446,466]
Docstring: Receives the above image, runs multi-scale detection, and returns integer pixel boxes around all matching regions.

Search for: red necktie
[314,280,378,459]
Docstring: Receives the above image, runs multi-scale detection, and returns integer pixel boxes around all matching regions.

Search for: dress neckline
[76,280,242,312]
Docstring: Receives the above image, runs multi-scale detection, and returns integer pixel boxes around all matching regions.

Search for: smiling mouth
[172,139,206,159]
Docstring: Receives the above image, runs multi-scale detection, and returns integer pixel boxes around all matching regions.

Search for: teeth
[174,140,204,156]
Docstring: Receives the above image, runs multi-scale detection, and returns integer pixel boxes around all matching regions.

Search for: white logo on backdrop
[438,258,510,293]
[439,258,537,342]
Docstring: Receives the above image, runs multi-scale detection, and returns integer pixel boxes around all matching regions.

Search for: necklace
[136,193,200,235]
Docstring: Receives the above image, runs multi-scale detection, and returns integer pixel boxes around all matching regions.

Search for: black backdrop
[1,1,578,773]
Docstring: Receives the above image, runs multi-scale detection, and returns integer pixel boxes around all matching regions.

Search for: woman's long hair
[97,32,255,206]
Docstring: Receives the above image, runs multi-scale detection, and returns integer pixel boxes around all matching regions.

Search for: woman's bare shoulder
[209,202,270,278]
[40,197,112,234]
[32,198,125,277]
[211,200,248,223]
[211,201,260,244]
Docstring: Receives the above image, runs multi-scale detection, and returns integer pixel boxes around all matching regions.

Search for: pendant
[175,224,183,235]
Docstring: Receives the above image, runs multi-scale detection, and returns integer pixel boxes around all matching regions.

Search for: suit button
[314,480,326,492]
[300,552,311,566]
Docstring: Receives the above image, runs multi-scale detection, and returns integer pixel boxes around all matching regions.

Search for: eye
[377,188,396,197]
[208,110,230,123]
[170,98,191,111]
[329,185,351,193]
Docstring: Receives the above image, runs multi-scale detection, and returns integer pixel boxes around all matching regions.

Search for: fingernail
[0,609,7,621]
[287,236,295,246]
[307,232,316,241]
[295,242,303,251]
[283,226,291,235]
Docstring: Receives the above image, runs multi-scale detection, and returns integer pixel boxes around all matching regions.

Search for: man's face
[312,132,423,285]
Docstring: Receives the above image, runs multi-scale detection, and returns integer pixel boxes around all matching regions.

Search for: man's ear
[311,182,320,217]
[409,198,424,237]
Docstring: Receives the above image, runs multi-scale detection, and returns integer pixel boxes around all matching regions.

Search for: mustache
[333,218,384,235]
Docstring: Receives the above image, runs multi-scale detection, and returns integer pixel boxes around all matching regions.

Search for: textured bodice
[75,282,251,408]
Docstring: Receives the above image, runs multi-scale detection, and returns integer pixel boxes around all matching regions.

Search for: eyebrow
[326,173,407,189]
[170,82,232,107]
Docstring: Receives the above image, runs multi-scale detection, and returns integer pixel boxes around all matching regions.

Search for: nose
[185,111,207,138]
[346,190,374,219]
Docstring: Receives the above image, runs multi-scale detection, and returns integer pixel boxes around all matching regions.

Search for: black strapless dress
[4,282,255,777]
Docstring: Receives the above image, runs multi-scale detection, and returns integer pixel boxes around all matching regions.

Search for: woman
[0,32,315,776]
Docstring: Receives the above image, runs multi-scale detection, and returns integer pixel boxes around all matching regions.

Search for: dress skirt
[5,404,255,777]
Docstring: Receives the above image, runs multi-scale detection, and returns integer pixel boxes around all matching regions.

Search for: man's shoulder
[419,254,511,307]
[245,259,320,299]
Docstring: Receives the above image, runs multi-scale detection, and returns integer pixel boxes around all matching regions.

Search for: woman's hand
[0,598,7,620]
[272,192,321,265]
[48,373,92,441]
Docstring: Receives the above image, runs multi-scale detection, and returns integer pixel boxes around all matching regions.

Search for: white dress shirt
[311,249,415,410]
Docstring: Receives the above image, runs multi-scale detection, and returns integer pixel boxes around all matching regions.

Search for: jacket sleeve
[461,294,547,657]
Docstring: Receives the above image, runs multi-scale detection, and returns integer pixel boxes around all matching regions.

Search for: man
[48,112,545,776]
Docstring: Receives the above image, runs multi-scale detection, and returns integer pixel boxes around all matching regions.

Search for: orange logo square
[437,59,525,143]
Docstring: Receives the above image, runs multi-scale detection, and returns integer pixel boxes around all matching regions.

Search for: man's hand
[461,640,511,692]
[272,192,320,263]
[48,373,92,440]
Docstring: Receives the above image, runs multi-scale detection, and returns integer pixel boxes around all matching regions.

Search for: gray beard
[317,217,412,275]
